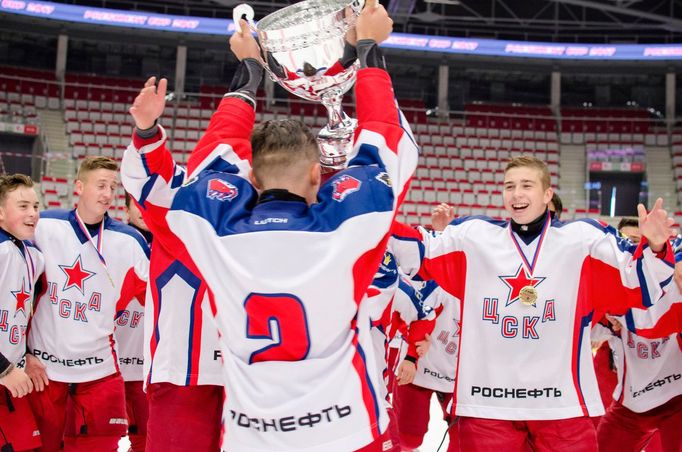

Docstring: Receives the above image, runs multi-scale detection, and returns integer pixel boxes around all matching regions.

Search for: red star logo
[11,280,31,318]
[59,256,96,295]
[499,265,545,307]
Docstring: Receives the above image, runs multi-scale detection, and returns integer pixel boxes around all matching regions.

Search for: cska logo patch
[207,179,238,202]
[332,175,361,202]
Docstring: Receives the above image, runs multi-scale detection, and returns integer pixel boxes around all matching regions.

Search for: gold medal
[519,286,538,306]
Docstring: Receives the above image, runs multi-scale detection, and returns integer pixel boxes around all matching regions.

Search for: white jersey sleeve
[0,233,44,366]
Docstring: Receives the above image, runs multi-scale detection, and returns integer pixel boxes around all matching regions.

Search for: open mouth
[512,203,529,212]
[24,222,36,228]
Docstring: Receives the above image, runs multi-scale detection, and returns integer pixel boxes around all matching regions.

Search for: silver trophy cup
[234,0,365,169]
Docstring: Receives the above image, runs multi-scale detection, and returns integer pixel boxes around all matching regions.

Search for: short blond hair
[0,173,34,205]
[505,155,551,190]
[77,156,118,181]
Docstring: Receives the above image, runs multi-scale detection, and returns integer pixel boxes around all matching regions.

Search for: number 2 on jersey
[244,293,311,364]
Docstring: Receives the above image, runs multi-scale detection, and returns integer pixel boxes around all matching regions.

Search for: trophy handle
[233,4,279,81]
[233,4,257,34]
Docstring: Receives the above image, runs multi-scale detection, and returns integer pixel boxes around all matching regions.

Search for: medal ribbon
[24,245,35,292]
[74,211,115,287]
[508,210,552,279]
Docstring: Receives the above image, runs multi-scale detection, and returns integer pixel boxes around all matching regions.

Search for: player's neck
[76,205,104,225]
[511,209,548,245]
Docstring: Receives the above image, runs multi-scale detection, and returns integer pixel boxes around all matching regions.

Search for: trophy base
[318,117,357,171]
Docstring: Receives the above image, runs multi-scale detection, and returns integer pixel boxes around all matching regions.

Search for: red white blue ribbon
[508,210,551,277]
[74,211,115,287]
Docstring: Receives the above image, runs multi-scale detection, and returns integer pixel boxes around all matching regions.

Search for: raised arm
[344,4,417,207]
[390,220,467,302]
[186,19,262,178]
[586,202,675,315]
[121,77,188,250]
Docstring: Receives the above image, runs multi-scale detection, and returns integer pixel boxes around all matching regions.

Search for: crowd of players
[1,2,681,451]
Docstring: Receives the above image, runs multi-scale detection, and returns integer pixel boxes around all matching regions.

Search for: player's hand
[415,334,431,357]
[605,314,622,333]
[129,76,167,131]
[356,0,393,44]
[230,19,262,62]
[638,198,676,253]
[432,203,455,232]
[24,354,49,392]
[0,366,33,398]
[396,360,417,386]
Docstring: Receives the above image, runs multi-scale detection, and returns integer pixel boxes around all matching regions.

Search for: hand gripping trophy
[233,0,367,170]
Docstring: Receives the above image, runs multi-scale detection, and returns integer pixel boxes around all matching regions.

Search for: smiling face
[503,165,553,225]
[75,168,118,222]
[0,185,40,241]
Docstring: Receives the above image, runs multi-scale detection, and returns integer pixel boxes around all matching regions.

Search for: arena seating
[7,66,674,228]
[400,102,561,225]
[0,67,48,122]
[561,107,651,135]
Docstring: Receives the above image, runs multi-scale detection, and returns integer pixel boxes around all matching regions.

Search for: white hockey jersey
[391,215,674,420]
[122,137,225,388]
[406,282,460,394]
[366,255,436,403]
[0,229,44,366]
[122,68,418,452]
[610,322,682,413]
[28,210,149,382]
[114,297,145,381]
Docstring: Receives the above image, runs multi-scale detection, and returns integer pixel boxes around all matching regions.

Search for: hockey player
[593,225,682,452]
[121,153,224,452]
[121,3,416,450]
[590,217,641,429]
[113,193,151,451]
[365,253,434,452]
[390,155,676,451]
[121,143,224,450]
[27,157,149,451]
[595,314,681,452]
[0,174,45,451]
[392,281,460,452]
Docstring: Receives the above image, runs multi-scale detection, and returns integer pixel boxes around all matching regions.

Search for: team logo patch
[207,178,238,202]
[332,175,361,202]
[375,172,392,187]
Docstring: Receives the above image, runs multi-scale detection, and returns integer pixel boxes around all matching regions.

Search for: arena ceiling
[54,0,682,43]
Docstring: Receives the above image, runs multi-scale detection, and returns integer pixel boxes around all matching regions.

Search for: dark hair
[0,173,34,205]
[250,119,318,183]
[549,192,563,220]
[124,192,132,208]
[617,217,638,231]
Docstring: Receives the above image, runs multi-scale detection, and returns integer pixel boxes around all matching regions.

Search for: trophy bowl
[234,0,365,169]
